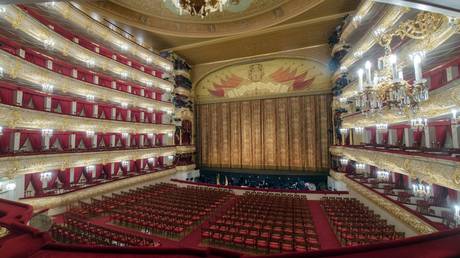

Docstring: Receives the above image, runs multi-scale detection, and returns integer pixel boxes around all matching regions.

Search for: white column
[452,125,459,149]
[95,47,100,53]
[139,135,144,147]
[127,110,132,121]
[388,129,395,145]
[111,163,114,175]
[111,81,117,89]
[70,134,76,149]
[15,90,23,106]
[94,75,99,85]
[45,96,52,112]
[376,130,382,144]
[126,135,131,147]
[72,68,78,78]
[13,132,20,151]
[111,108,117,120]
[92,135,97,148]
[43,135,50,150]
[93,104,98,118]
[46,60,53,70]
[140,112,145,122]
[404,128,413,147]
[424,126,432,148]
[110,135,116,147]
[19,49,25,58]
[71,101,77,115]
[127,85,132,93]
[140,89,145,96]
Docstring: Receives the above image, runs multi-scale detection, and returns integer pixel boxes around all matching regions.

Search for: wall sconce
[121,132,129,138]
[42,83,54,93]
[86,130,95,137]
[339,158,349,166]
[121,102,128,109]
[41,129,53,137]
[86,95,95,102]
[121,160,129,167]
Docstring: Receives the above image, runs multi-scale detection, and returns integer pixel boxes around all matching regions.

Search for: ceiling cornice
[165,11,352,52]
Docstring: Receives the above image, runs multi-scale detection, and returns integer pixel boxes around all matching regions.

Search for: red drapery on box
[102,164,112,179]
[131,134,139,147]
[434,125,449,148]
[396,128,404,145]
[102,134,111,148]
[57,169,71,189]
[0,128,12,153]
[30,173,43,195]
[20,131,42,151]
[50,133,70,150]
[113,162,120,176]
[135,159,142,172]
[73,167,83,184]
[132,110,140,122]
[51,97,72,114]
[156,156,164,167]
[155,92,162,101]
[95,165,103,179]
[156,133,163,146]
[448,189,458,202]
[82,167,93,183]
[382,132,389,144]
[147,159,155,170]
[100,105,112,120]
[413,129,423,147]
[117,108,127,121]
[47,170,59,189]
[31,94,45,111]
[22,91,33,108]
[0,86,14,105]
[83,103,94,118]
[142,159,148,170]
[76,102,85,116]
[155,113,163,124]
[120,162,128,175]
[368,127,376,144]
[75,133,92,149]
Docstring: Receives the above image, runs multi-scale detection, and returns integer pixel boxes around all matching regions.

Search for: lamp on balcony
[86,131,95,137]
[376,170,390,182]
[41,129,53,137]
[412,182,431,198]
[0,126,3,136]
[40,172,52,187]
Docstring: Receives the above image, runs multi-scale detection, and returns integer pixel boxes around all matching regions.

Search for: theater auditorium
[0,0,460,257]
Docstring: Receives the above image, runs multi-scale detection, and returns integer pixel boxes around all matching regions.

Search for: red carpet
[308,200,341,249]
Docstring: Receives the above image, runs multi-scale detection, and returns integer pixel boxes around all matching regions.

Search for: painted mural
[195,58,330,103]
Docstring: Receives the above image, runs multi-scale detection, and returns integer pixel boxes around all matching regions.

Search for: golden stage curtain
[196,94,332,171]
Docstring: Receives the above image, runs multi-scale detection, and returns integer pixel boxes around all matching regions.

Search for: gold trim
[0,147,176,179]
[330,170,437,234]
[330,146,460,191]
[0,103,175,134]
[40,2,173,71]
[0,50,174,113]
[0,227,10,238]
[342,79,460,128]
[176,164,196,172]
[176,145,196,154]
[20,168,177,210]
[0,5,173,92]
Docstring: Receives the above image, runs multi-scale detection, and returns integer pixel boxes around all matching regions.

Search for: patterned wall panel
[197,94,331,171]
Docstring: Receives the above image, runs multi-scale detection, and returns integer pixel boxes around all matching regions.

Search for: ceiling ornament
[165,0,229,17]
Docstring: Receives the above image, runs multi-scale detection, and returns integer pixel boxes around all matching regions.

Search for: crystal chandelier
[355,52,429,116]
[410,117,428,130]
[166,0,229,17]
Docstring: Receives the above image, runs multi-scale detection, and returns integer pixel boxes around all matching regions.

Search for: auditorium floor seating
[347,174,453,230]
[320,197,405,247]
[44,182,407,255]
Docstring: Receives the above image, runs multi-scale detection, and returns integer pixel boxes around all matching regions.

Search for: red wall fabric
[413,129,423,147]
[434,125,449,147]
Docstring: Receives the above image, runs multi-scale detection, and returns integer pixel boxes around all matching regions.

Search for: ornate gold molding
[176,145,196,154]
[174,87,192,98]
[330,146,460,191]
[0,5,173,92]
[330,170,437,234]
[0,51,174,113]
[0,227,10,239]
[37,2,173,72]
[0,147,176,179]
[0,104,175,134]
[341,79,460,128]
[20,168,177,210]
[176,164,196,172]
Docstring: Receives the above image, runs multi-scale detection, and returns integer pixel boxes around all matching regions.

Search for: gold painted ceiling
[78,0,359,64]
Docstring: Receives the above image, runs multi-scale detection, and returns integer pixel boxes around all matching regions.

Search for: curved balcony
[341,78,460,128]
[332,5,408,79]
[176,145,196,154]
[0,5,173,92]
[336,15,456,100]
[330,145,460,192]
[33,2,173,73]
[0,146,176,178]
[0,103,174,134]
[0,49,174,113]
